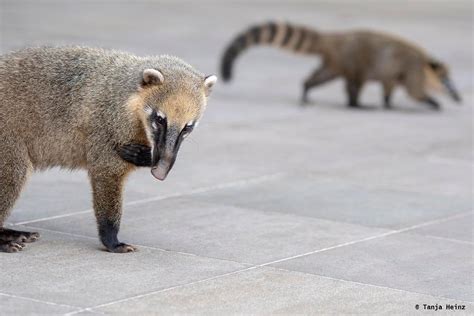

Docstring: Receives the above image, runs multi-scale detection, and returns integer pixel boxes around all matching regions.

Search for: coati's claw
[0,241,25,253]
[116,144,152,167]
[108,243,137,253]
[0,228,40,243]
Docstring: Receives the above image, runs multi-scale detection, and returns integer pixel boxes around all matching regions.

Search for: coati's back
[0,47,143,168]
[2,47,106,168]
[220,22,430,83]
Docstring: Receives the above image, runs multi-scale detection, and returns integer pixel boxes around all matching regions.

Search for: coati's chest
[26,127,88,170]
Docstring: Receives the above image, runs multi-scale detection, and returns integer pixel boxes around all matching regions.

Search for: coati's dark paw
[107,243,137,253]
[14,231,40,243]
[0,228,40,243]
[0,241,26,253]
[116,143,152,167]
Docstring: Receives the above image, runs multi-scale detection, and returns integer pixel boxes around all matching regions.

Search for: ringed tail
[221,22,320,81]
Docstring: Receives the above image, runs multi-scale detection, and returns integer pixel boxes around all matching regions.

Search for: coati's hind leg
[301,65,338,105]
[0,141,40,253]
[345,78,364,108]
[382,81,396,109]
[89,167,136,253]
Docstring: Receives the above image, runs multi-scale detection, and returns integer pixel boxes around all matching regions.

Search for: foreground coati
[221,22,461,109]
[0,46,217,253]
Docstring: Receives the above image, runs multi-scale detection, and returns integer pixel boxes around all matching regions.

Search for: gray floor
[1,0,473,314]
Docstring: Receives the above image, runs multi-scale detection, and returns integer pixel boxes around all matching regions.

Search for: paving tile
[273,233,474,301]
[192,174,471,229]
[26,197,389,264]
[0,229,247,307]
[0,294,79,315]
[408,213,473,243]
[329,157,472,199]
[94,267,474,314]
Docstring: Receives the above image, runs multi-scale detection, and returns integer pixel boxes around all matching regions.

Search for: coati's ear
[142,69,164,86]
[204,75,217,96]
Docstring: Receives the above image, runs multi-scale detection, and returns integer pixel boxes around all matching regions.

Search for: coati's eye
[150,110,166,130]
[155,110,166,125]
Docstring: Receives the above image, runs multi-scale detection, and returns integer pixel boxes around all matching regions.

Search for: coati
[221,22,461,109]
[0,46,217,253]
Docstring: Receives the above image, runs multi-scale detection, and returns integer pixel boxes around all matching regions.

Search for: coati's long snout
[150,126,181,181]
[441,77,462,103]
[429,60,462,103]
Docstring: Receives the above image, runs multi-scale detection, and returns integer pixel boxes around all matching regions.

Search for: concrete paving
[1,0,472,314]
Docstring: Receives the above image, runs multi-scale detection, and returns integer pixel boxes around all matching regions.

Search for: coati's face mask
[429,61,461,103]
[140,68,217,180]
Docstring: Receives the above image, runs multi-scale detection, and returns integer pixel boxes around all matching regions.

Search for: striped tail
[221,22,320,81]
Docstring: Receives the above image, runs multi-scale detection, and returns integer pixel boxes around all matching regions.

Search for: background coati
[221,22,461,110]
[0,46,217,253]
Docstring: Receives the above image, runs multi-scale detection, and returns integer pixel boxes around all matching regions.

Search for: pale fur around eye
[157,110,166,119]
[143,105,153,114]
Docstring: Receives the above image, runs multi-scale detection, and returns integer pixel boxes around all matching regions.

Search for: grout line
[18,225,256,267]
[76,210,473,312]
[0,292,82,311]
[14,210,93,226]
[419,234,474,246]
[18,225,98,240]
[13,172,286,226]
[64,266,260,316]
[268,266,474,304]
[257,211,473,267]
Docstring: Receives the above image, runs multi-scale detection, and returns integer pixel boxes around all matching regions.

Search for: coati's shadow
[299,98,377,111]
[300,98,438,114]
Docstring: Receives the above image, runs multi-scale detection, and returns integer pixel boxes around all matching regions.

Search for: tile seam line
[63,265,260,316]
[193,195,473,234]
[74,211,472,313]
[411,233,474,246]
[267,266,474,305]
[18,211,471,270]
[17,225,257,267]
[257,210,473,267]
[12,172,287,226]
[0,292,82,310]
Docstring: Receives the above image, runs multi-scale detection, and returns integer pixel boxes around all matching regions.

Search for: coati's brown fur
[221,22,461,109]
[0,46,216,253]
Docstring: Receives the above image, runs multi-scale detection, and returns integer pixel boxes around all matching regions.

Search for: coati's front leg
[89,169,136,253]
[116,143,152,167]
